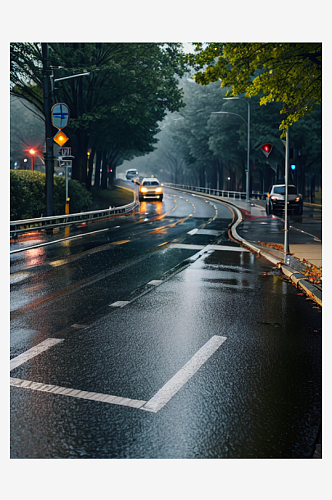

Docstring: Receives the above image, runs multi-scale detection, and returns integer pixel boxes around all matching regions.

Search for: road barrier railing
[10,199,139,237]
[163,183,257,200]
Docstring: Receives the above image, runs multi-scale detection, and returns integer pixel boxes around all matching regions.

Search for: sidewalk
[218,197,322,308]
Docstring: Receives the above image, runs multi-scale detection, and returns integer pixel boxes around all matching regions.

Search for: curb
[230,205,322,308]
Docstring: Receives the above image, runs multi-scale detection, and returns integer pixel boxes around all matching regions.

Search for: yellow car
[139,178,163,202]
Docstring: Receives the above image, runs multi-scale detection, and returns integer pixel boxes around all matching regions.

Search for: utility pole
[246,98,250,204]
[42,43,54,216]
[284,128,290,255]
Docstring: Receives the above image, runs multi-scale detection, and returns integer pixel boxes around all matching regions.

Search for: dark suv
[266,184,303,215]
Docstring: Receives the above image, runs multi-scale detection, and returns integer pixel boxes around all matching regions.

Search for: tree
[10,42,187,188]
[10,96,44,168]
[132,72,321,198]
[189,43,322,134]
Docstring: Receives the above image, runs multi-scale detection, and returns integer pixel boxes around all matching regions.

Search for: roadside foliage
[10,170,93,220]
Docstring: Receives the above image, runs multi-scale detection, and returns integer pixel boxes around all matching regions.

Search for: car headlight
[140,187,148,193]
[295,196,300,202]
[155,187,162,193]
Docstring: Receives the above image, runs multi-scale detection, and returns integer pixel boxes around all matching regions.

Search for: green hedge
[10,170,93,220]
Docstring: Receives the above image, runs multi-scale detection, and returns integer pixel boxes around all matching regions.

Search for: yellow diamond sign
[53,130,69,146]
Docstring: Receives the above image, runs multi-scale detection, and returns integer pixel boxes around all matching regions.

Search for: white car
[266,184,303,215]
[139,178,163,202]
[126,169,138,180]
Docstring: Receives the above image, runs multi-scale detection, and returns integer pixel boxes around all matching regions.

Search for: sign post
[59,149,75,216]
[52,104,71,216]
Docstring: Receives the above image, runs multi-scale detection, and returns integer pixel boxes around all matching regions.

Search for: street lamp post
[284,128,290,255]
[42,43,54,217]
[213,97,251,203]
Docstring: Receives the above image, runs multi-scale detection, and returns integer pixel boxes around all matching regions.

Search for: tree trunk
[101,154,108,189]
[199,165,205,187]
[70,131,88,185]
[86,147,95,191]
[94,149,102,188]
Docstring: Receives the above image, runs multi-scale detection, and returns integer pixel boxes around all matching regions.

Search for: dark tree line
[125,76,321,197]
[10,42,321,199]
[10,42,187,189]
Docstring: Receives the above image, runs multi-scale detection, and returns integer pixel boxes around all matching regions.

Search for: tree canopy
[10,42,187,187]
[123,74,321,196]
[189,43,322,134]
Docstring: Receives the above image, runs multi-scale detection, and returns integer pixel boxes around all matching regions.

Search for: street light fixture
[214,96,251,204]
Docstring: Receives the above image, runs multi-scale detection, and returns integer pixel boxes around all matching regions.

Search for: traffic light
[291,164,296,171]
[260,143,273,158]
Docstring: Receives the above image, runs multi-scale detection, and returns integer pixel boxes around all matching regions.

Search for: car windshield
[273,186,297,195]
[143,181,159,186]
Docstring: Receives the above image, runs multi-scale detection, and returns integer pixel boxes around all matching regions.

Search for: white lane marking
[10,378,147,409]
[204,244,249,252]
[187,228,198,235]
[10,229,109,254]
[10,338,64,371]
[10,271,31,285]
[109,301,130,307]
[195,229,221,236]
[288,224,322,242]
[147,280,163,286]
[169,244,205,250]
[141,335,227,413]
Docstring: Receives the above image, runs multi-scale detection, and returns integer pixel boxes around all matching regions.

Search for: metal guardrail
[10,184,267,237]
[163,183,265,200]
[10,199,139,236]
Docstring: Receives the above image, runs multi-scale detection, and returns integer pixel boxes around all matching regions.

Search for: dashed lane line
[169,243,205,250]
[109,301,131,307]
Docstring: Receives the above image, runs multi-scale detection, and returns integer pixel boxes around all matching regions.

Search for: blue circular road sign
[51,103,70,129]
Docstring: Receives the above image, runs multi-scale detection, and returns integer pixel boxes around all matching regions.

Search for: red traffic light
[260,143,273,158]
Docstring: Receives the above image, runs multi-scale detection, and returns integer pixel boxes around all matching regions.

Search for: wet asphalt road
[10,188,322,458]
